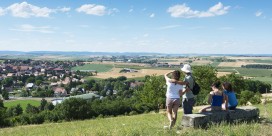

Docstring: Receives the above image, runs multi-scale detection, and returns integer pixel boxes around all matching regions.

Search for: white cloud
[0,7,6,16]
[255,11,262,17]
[150,13,155,18]
[108,8,119,15]
[167,2,230,18]
[76,4,106,16]
[6,2,53,18]
[10,24,55,33]
[129,8,133,12]
[158,25,181,30]
[58,7,71,12]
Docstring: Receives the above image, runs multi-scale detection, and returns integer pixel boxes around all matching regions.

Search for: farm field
[4,100,40,110]
[115,64,174,70]
[191,60,212,66]
[252,77,272,85]
[217,67,272,77]
[79,59,272,80]
[235,68,272,77]
[209,62,221,67]
[0,103,272,136]
[71,64,114,72]
[94,68,172,79]
[217,61,249,67]
[251,59,272,64]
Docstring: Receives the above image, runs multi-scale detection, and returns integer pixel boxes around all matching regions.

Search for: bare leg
[167,106,173,122]
[172,103,179,127]
[167,106,174,129]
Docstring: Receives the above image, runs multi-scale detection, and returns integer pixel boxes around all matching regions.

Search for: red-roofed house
[53,87,67,97]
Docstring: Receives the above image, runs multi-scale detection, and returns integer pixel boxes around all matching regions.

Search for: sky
[0,0,272,54]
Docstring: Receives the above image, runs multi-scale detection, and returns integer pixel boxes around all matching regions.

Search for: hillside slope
[0,104,272,136]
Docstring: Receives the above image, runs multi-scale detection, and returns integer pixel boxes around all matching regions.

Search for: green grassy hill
[1,104,272,136]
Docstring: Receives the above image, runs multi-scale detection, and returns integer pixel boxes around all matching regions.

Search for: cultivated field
[84,61,149,67]
[95,68,172,79]
[218,61,249,67]
[72,64,114,72]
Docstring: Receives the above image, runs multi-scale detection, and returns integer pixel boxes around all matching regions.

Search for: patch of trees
[211,58,236,62]
[129,59,158,64]
[242,64,272,69]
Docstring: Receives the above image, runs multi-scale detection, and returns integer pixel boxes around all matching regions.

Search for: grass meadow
[235,68,272,77]
[71,64,114,72]
[252,77,272,85]
[1,103,272,136]
[114,64,175,70]
[252,59,272,64]
[4,100,40,111]
[217,67,272,77]
[209,62,221,67]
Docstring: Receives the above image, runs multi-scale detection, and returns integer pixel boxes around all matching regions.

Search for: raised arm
[208,92,213,104]
[174,80,188,85]
[164,71,172,81]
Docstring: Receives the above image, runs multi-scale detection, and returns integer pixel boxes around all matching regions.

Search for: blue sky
[0,0,272,54]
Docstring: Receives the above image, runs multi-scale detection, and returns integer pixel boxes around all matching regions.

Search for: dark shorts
[166,98,180,109]
[182,98,195,114]
[229,105,237,110]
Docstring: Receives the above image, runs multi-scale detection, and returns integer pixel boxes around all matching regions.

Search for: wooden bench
[181,106,259,128]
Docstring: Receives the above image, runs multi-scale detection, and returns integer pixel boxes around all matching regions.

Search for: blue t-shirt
[224,90,238,107]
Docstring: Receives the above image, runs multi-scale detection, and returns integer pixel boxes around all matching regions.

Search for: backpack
[192,82,200,95]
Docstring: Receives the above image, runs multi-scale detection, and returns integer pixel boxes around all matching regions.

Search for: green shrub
[6,104,23,117]
[54,98,90,120]
[0,108,11,127]
[25,104,40,114]
[29,114,44,124]
[14,114,30,125]
[41,110,62,122]
[239,90,261,105]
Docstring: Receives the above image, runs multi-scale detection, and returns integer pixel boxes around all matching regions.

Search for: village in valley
[1,53,272,105]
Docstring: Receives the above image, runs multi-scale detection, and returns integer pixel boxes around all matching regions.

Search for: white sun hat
[181,64,192,73]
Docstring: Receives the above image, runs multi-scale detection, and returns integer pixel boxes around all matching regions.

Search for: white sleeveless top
[166,79,183,99]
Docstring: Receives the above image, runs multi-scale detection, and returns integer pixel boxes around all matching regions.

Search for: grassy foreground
[0,104,272,136]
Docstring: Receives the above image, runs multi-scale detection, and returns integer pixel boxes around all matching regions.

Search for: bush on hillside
[239,90,261,105]
[0,108,11,127]
[25,104,40,114]
[40,110,62,122]
[6,104,23,117]
[54,98,90,120]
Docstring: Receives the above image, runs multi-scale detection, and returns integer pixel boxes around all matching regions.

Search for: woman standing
[164,70,184,129]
